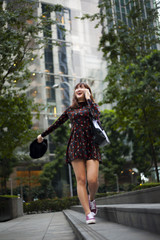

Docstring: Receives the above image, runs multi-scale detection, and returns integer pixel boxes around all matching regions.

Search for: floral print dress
[41,99,101,164]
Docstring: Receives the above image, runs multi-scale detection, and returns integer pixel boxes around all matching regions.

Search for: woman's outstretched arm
[37,109,69,142]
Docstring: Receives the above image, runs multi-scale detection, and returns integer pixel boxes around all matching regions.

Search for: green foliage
[0,195,18,198]
[0,0,63,92]
[106,51,160,177]
[82,0,160,181]
[0,94,33,158]
[23,196,79,214]
[100,110,130,182]
[0,0,64,192]
[133,182,160,190]
[98,0,160,62]
[39,121,71,196]
[30,185,56,200]
[51,121,71,164]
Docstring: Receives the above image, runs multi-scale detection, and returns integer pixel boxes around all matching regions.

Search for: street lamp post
[9,178,13,196]
[114,174,119,193]
[52,81,73,197]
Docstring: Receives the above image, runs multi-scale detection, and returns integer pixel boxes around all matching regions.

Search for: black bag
[91,119,110,147]
[29,139,48,159]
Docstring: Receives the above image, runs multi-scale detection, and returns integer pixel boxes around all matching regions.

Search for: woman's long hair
[71,82,95,109]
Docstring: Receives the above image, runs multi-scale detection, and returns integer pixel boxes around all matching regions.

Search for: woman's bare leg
[86,160,99,201]
[71,159,90,216]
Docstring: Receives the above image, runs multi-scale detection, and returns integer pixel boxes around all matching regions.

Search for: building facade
[111,0,159,51]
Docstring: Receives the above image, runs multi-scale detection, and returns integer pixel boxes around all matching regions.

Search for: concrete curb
[63,210,106,240]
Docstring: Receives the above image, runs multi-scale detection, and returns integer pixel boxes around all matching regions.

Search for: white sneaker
[89,199,98,216]
[86,212,96,224]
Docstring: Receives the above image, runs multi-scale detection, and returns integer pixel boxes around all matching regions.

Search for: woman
[37,82,101,224]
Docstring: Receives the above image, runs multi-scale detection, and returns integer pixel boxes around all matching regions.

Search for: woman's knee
[88,177,99,187]
[76,177,86,186]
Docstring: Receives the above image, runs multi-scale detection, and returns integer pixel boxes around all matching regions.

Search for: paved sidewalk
[0,212,77,240]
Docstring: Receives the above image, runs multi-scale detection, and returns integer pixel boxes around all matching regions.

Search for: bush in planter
[0,195,23,221]
[23,196,79,214]
[0,195,19,212]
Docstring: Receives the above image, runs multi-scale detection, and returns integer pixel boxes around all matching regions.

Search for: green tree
[100,110,130,184]
[128,128,152,176]
[39,121,71,198]
[121,51,160,177]
[96,0,160,62]
[103,50,160,181]
[15,153,43,201]
[82,0,160,181]
[0,94,34,193]
[0,0,63,192]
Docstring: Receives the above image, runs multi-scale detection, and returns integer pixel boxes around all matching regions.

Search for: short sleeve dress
[41,99,101,164]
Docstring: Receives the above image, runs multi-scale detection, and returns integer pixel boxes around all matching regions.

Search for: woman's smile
[75,88,85,99]
[76,91,83,96]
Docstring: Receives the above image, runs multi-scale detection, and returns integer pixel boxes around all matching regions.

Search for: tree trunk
[150,143,159,182]
[28,169,32,201]
[142,109,159,182]
[1,177,7,194]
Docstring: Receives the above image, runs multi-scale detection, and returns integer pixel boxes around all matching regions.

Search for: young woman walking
[37,82,101,224]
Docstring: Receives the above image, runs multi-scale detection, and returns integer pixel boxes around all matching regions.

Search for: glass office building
[111,0,158,49]
[114,0,154,23]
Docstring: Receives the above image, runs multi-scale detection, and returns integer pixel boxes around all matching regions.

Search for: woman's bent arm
[87,99,100,120]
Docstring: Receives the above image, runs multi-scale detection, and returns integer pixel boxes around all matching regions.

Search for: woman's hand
[37,134,44,143]
[84,89,91,100]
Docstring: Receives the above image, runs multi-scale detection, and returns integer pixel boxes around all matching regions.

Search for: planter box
[0,197,23,222]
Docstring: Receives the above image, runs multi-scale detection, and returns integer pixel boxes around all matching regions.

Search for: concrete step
[71,203,160,235]
[63,209,160,240]
[96,186,160,205]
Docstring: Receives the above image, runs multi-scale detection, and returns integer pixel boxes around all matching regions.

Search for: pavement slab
[0,212,77,240]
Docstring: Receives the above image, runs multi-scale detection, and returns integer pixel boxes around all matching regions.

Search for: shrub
[133,182,160,191]
[0,195,18,198]
[23,196,79,214]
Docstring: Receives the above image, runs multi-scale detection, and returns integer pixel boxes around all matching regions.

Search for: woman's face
[75,85,87,102]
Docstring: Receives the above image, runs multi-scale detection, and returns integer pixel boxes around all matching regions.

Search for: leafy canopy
[0,0,63,191]
[82,0,160,181]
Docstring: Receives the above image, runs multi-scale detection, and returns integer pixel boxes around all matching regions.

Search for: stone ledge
[64,209,160,240]
[96,186,160,204]
[71,203,160,235]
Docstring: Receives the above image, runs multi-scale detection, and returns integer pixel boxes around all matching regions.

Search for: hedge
[133,182,160,191]
[24,184,160,214]
[23,196,79,214]
[23,193,119,214]
[0,195,18,198]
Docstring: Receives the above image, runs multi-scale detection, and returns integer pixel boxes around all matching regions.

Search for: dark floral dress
[41,99,101,164]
